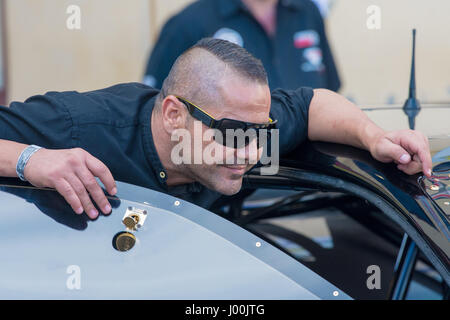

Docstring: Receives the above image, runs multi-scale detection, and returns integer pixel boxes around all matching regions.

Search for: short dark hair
[157,37,268,109]
[191,38,268,84]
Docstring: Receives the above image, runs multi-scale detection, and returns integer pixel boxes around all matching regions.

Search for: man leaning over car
[0,38,432,219]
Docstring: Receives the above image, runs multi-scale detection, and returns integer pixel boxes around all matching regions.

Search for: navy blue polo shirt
[144,0,340,91]
[0,82,313,209]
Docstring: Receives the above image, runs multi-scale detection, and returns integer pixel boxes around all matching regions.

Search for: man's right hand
[23,147,117,219]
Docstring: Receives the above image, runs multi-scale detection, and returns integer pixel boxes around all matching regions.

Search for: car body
[0,105,448,300]
[237,104,450,300]
[0,177,350,299]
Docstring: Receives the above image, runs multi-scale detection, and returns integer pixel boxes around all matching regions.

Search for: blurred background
[0,0,449,107]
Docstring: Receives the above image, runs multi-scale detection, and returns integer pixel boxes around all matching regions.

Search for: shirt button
[159,171,166,179]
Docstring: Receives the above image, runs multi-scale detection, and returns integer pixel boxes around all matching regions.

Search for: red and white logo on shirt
[294,30,324,72]
[293,30,319,49]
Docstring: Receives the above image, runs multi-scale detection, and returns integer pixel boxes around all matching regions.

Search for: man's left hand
[369,129,432,177]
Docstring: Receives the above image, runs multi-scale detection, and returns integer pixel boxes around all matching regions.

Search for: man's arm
[0,140,116,219]
[308,89,432,177]
[0,93,117,218]
[0,140,28,177]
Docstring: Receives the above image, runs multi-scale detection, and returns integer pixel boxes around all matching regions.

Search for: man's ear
[160,95,188,134]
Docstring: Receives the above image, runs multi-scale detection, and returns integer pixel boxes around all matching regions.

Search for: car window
[232,188,447,300]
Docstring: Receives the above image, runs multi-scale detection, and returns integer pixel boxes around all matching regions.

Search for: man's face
[182,74,271,195]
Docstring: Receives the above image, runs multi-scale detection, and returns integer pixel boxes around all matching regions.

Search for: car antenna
[403,29,421,130]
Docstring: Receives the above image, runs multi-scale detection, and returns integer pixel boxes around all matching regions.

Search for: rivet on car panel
[113,231,136,252]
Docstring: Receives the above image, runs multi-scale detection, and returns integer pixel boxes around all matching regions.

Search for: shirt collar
[217,0,305,18]
[279,0,305,11]
[217,0,247,18]
[141,94,169,190]
[140,93,206,194]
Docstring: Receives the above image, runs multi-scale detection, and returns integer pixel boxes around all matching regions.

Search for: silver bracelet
[16,145,42,181]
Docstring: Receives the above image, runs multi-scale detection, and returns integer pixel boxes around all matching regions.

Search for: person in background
[144,0,340,92]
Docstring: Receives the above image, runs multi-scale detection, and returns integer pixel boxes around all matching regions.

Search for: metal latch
[113,206,149,252]
[122,206,148,231]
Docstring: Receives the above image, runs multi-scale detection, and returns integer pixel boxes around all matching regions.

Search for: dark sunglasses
[174,95,277,149]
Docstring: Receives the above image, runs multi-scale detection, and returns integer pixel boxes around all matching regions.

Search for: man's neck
[241,0,278,36]
[150,106,195,186]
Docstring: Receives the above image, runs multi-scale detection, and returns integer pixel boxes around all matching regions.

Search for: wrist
[358,120,385,152]
[16,145,42,181]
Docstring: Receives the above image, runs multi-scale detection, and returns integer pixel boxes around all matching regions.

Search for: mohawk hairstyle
[158,38,268,108]
[191,37,268,84]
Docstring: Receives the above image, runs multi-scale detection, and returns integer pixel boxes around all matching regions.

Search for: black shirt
[0,82,313,209]
[144,0,340,91]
